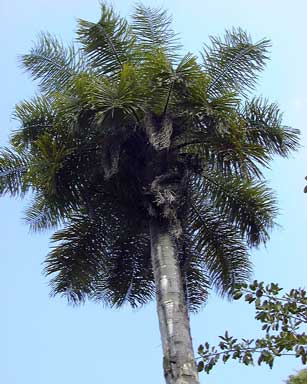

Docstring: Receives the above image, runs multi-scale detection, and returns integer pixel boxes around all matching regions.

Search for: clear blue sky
[1,1,307,383]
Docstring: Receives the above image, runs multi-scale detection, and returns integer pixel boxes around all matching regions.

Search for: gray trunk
[150,219,200,384]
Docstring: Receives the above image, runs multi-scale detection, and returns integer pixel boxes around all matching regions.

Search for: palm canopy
[1,4,299,311]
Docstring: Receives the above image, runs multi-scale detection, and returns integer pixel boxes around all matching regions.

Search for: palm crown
[1,4,299,311]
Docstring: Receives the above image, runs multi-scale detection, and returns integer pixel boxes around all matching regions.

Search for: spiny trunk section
[150,219,200,384]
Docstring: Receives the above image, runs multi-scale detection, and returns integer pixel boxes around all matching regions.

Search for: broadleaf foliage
[197,282,307,373]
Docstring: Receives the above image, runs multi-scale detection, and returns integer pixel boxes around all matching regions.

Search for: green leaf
[233,291,243,300]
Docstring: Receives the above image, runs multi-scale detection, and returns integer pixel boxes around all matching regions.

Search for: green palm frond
[79,64,144,119]
[26,133,74,196]
[131,3,181,59]
[77,3,133,76]
[203,28,270,97]
[163,53,203,114]
[21,33,85,94]
[12,96,54,149]
[0,148,29,196]
[137,48,173,114]
[177,118,272,179]
[138,51,202,115]
[241,98,300,156]
[208,141,271,179]
[188,198,251,295]
[199,172,277,246]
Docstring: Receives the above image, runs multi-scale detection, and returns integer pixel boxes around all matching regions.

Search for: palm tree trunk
[149,219,200,384]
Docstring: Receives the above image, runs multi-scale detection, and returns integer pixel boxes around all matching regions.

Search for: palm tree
[0,4,299,384]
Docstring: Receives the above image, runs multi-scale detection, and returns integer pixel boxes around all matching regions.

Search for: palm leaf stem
[173,140,210,151]
[163,80,175,116]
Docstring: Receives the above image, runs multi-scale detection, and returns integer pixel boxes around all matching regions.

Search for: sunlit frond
[77,3,133,75]
[21,32,85,94]
[203,28,270,97]
[131,3,181,59]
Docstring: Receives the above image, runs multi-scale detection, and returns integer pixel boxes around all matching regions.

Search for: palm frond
[80,64,144,119]
[177,118,272,179]
[77,3,133,76]
[26,133,74,196]
[45,213,108,304]
[178,230,210,312]
[199,172,277,246]
[45,206,154,307]
[21,33,85,94]
[12,96,54,149]
[188,197,251,295]
[163,53,203,114]
[137,48,173,115]
[93,231,154,308]
[241,98,300,156]
[203,28,270,97]
[23,192,70,232]
[0,148,29,196]
[131,3,181,59]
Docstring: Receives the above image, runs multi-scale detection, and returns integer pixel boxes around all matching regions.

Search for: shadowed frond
[203,28,270,97]
[188,197,251,295]
[77,3,133,75]
[45,213,108,304]
[23,192,71,232]
[178,230,210,312]
[45,206,155,307]
[199,172,277,246]
[21,33,85,94]
[93,231,154,308]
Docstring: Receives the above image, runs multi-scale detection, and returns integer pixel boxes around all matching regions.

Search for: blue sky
[1,1,307,383]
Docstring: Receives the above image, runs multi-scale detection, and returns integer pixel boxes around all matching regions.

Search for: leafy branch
[197,281,307,373]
